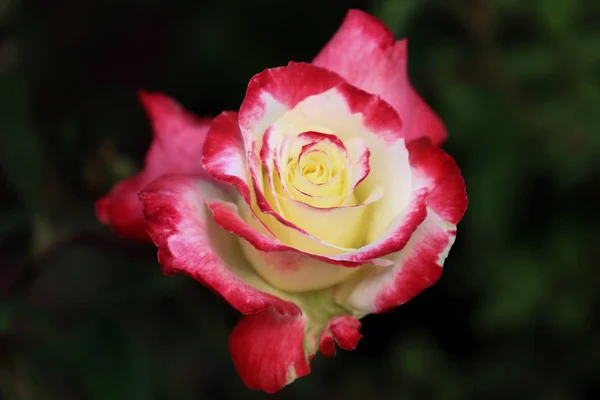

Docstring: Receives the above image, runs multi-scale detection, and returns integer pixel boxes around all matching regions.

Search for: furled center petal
[283,131,351,204]
[299,149,331,184]
[257,118,382,252]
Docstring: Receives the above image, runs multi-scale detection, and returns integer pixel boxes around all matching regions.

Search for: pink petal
[295,130,347,152]
[407,137,468,225]
[229,309,310,393]
[202,112,284,241]
[95,174,152,242]
[344,137,371,192]
[313,9,447,145]
[371,215,455,312]
[334,80,405,143]
[207,198,368,267]
[323,185,429,264]
[96,91,212,242]
[274,189,383,251]
[319,316,363,358]
[139,174,300,316]
[259,125,289,215]
[202,111,252,204]
[239,62,343,145]
[338,138,467,313]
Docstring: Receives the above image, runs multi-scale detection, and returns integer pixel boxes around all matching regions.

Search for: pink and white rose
[97,9,467,393]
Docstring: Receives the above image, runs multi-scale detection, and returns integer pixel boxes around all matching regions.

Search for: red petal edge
[319,316,363,358]
[313,9,447,145]
[407,138,468,225]
[372,138,467,312]
[229,309,310,394]
[96,91,212,242]
[95,174,151,242]
[202,111,253,204]
[139,174,300,316]
[372,217,453,312]
[239,62,343,138]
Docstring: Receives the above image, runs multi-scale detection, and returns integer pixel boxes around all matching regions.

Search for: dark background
[1,0,599,399]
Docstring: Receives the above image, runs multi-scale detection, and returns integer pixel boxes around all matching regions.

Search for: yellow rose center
[299,150,331,184]
[279,135,352,207]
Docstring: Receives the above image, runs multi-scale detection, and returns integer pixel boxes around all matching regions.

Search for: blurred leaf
[537,0,577,36]
[0,300,16,333]
[0,74,45,207]
[373,0,421,35]
[0,0,16,28]
[0,207,27,239]
[476,252,548,331]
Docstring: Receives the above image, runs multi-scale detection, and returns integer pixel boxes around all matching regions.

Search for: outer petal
[96,174,151,242]
[139,174,299,316]
[96,91,212,242]
[319,316,363,358]
[239,62,343,146]
[202,111,252,203]
[230,309,363,393]
[229,309,310,394]
[313,9,447,145]
[336,138,468,313]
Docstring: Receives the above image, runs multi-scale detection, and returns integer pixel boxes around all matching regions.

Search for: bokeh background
[1,0,599,398]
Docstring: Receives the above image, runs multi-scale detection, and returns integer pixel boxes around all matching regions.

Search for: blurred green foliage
[1,0,599,399]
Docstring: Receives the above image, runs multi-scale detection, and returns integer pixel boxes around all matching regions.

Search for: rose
[97,9,467,393]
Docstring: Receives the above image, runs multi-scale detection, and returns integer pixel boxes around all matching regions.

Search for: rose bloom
[97,10,467,393]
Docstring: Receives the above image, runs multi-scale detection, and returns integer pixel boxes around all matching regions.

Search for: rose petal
[319,316,363,358]
[336,138,468,313]
[344,137,371,192]
[95,174,151,242]
[239,62,343,147]
[96,91,212,242]
[139,174,300,316]
[408,137,468,225]
[207,194,384,290]
[202,111,253,204]
[229,309,310,394]
[260,125,290,216]
[238,235,361,292]
[313,9,447,145]
[275,189,381,249]
[291,131,349,200]
[323,185,429,264]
